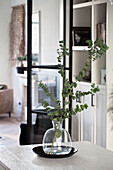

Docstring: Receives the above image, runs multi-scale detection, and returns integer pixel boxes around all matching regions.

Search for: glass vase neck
[52,120,63,130]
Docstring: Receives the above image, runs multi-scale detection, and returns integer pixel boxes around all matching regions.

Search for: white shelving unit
[72,1,92,83]
[72,46,89,51]
[73,1,92,9]
[72,0,107,85]
[72,0,113,151]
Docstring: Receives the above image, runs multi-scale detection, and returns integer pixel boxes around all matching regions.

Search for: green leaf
[59,40,64,43]
[80,105,84,110]
[73,82,77,88]
[83,67,87,72]
[45,107,51,112]
[84,104,88,109]
[86,40,93,48]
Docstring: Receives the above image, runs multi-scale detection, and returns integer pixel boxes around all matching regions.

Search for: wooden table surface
[0,141,113,170]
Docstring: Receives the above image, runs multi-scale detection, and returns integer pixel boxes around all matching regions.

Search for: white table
[0,142,113,170]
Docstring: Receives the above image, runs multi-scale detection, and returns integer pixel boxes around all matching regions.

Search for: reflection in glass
[38,73,57,107]
[32,69,61,109]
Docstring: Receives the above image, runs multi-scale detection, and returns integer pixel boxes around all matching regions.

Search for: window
[32,11,40,65]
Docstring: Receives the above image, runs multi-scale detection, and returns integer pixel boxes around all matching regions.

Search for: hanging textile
[9,5,25,63]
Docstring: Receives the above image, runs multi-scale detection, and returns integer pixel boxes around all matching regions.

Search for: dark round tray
[32,146,78,158]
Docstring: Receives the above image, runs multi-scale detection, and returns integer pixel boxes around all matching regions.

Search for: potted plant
[16,55,27,74]
[17,55,27,67]
[38,39,108,156]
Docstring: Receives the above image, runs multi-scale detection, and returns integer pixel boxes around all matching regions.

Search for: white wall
[11,0,26,7]
[0,0,11,87]
[33,0,60,65]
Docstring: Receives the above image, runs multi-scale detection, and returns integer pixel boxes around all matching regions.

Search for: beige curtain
[9,5,25,62]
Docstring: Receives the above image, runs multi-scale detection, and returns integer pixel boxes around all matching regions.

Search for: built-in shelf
[72,46,89,51]
[73,1,92,9]
[72,77,91,84]
[73,0,107,9]
[72,79,106,89]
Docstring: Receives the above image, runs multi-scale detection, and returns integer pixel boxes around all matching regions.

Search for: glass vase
[42,120,72,155]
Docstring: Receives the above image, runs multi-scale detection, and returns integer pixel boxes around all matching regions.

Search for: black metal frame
[27,0,32,144]
[63,0,66,129]
[27,0,73,143]
[69,0,73,134]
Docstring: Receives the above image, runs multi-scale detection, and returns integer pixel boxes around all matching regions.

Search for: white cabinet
[72,0,107,85]
[72,82,106,148]
[95,87,106,147]
[82,87,92,142]
[72,83,93,142]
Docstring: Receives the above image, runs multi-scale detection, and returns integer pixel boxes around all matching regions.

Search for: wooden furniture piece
[0,84,13,117]
[0,142,113,170]
[19,114,52,145]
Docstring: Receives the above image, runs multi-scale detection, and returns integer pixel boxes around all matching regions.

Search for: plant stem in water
[49,131,57,154]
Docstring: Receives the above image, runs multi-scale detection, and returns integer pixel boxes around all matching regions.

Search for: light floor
[0,114,23,146]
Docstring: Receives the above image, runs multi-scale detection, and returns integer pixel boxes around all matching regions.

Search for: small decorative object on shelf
[101,69,106,85]
[96,23,106,44]
[72,27,91,46]
[38,39,108,157]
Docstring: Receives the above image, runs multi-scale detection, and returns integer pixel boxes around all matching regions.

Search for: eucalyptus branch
[38,39,109,122]
[76,38,109,82]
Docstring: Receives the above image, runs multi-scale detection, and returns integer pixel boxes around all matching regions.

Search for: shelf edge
[72,46,89,51]
[73,2,92,9]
